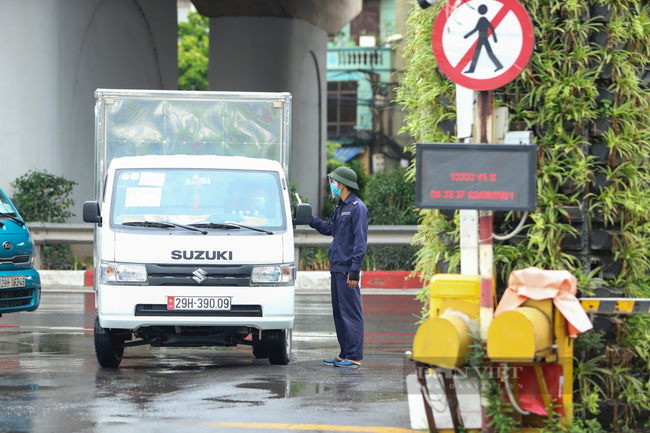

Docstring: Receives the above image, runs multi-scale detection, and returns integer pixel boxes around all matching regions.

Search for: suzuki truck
[83,90,312,368]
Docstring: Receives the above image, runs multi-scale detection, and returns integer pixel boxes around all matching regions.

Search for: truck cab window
[112,169,285,229]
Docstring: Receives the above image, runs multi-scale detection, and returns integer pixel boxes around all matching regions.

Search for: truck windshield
[0,191,18,217]
[111,169,285,229]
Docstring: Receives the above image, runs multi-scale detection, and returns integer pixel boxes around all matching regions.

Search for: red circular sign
[431,0,534,91]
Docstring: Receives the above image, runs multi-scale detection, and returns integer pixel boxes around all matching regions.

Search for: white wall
[0,0,177,221]
[208,17,328,215]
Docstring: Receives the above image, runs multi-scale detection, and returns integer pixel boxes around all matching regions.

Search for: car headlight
[100,261,147,284]
[251,264,295,285]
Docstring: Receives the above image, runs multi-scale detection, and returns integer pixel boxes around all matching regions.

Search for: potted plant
[590,2,613,23]
[591,229,618,250]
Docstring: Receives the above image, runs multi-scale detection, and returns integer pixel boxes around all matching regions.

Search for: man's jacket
[309,192,369,280]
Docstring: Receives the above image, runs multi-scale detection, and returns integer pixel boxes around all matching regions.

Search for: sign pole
[457,85,479,276]
[478,90,494,433]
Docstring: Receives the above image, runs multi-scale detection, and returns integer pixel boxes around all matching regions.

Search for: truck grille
[0,289,33,309]
[135,304,262,317]
[146,264,252,287]
[0,255,30,264]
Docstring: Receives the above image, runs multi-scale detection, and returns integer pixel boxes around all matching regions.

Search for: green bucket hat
[328,166,359,190]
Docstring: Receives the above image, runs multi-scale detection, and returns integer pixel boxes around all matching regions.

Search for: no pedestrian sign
[432,0,534,90]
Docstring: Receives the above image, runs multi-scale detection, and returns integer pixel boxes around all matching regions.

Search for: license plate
[167,296,231,311]
[0,276,26,289]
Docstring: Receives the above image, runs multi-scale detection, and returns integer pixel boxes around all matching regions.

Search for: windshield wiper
[0,212,25,226]
[122,221,207,235]
[190,222,273,235]
[189,223,240,230]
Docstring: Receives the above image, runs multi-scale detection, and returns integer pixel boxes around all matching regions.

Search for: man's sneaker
[334,359,360,369]
[323,358,341,366]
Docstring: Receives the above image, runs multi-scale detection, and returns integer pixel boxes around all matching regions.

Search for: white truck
[83,89,312,368]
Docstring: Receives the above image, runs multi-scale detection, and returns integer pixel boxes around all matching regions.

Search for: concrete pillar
[0,0,178,222]
[208,17,328,215]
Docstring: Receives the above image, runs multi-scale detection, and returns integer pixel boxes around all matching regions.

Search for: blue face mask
[330,182,341,197]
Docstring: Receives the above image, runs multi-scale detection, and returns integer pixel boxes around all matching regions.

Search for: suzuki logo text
[171,250,233,261]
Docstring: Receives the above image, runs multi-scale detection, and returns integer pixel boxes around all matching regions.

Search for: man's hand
[347,274,358,289]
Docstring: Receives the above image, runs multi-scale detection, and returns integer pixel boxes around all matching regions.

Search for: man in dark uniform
[310,166,368,369]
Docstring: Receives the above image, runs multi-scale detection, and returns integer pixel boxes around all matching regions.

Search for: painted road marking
[195,422,420,433]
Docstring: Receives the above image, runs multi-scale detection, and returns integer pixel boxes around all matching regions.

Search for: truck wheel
[268,329,291,365]
[94,313,124,368]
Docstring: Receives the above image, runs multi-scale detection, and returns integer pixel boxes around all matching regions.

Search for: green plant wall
[399,0,650,307]
[399,0,650,428]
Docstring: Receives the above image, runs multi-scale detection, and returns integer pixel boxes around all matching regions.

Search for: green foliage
[400,0,650,428]
[43,245,74,271]
[541,401,606,433]
[290,180,309,219]
[364,167,418,225]
[400,0,650,294]
[464,340,522,433]
[10,170,77,223]
[299,245,419,272]
[178,11,209,91]
[73,255,93,271]
[575,330,606,359]
[363,246,420,271]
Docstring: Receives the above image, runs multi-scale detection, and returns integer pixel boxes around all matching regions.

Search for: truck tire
[94,313,124,368]
[267,329,291,365]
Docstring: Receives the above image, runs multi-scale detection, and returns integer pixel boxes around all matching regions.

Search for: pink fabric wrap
[494,267,593,338]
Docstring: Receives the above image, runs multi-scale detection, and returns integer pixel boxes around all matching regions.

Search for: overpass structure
[0,0,362,218]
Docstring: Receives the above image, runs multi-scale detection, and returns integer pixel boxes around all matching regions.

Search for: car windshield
[111,169,285,229]
[0,191,17,217]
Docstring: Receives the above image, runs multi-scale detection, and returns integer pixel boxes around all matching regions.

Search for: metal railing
[25,223,419,270]
[326,47,395,72]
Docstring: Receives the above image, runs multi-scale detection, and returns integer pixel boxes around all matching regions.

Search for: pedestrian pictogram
[431,0,534,91]
[463,5,503,74]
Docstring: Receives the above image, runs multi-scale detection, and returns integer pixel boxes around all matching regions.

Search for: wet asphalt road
[0,287,421,433]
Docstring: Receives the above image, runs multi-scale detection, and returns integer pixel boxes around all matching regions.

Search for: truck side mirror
[293,203,312,227]
[83,201,102,226]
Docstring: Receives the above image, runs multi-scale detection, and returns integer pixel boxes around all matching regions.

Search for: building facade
[326,0,412,174]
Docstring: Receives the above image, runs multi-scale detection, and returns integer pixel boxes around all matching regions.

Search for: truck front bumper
[97,284,294,330]
[0,269,41,314]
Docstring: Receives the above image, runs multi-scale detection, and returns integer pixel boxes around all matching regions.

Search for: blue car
[0,187,40,315]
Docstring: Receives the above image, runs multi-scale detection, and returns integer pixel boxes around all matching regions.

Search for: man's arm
[309,215,333,236]
[488,22,497,43]
[348,205,369,284]
[464,26,478,39]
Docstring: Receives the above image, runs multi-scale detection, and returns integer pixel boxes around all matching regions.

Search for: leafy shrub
[10,170,77,223]
[43,245,74,271]
[299,246,419,271]
[364,246,419,271]
[11,170,78,270]
[364,166,417,225]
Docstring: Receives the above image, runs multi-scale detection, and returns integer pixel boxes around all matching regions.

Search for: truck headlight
[100,261,147,284]
[251,265,295,285]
